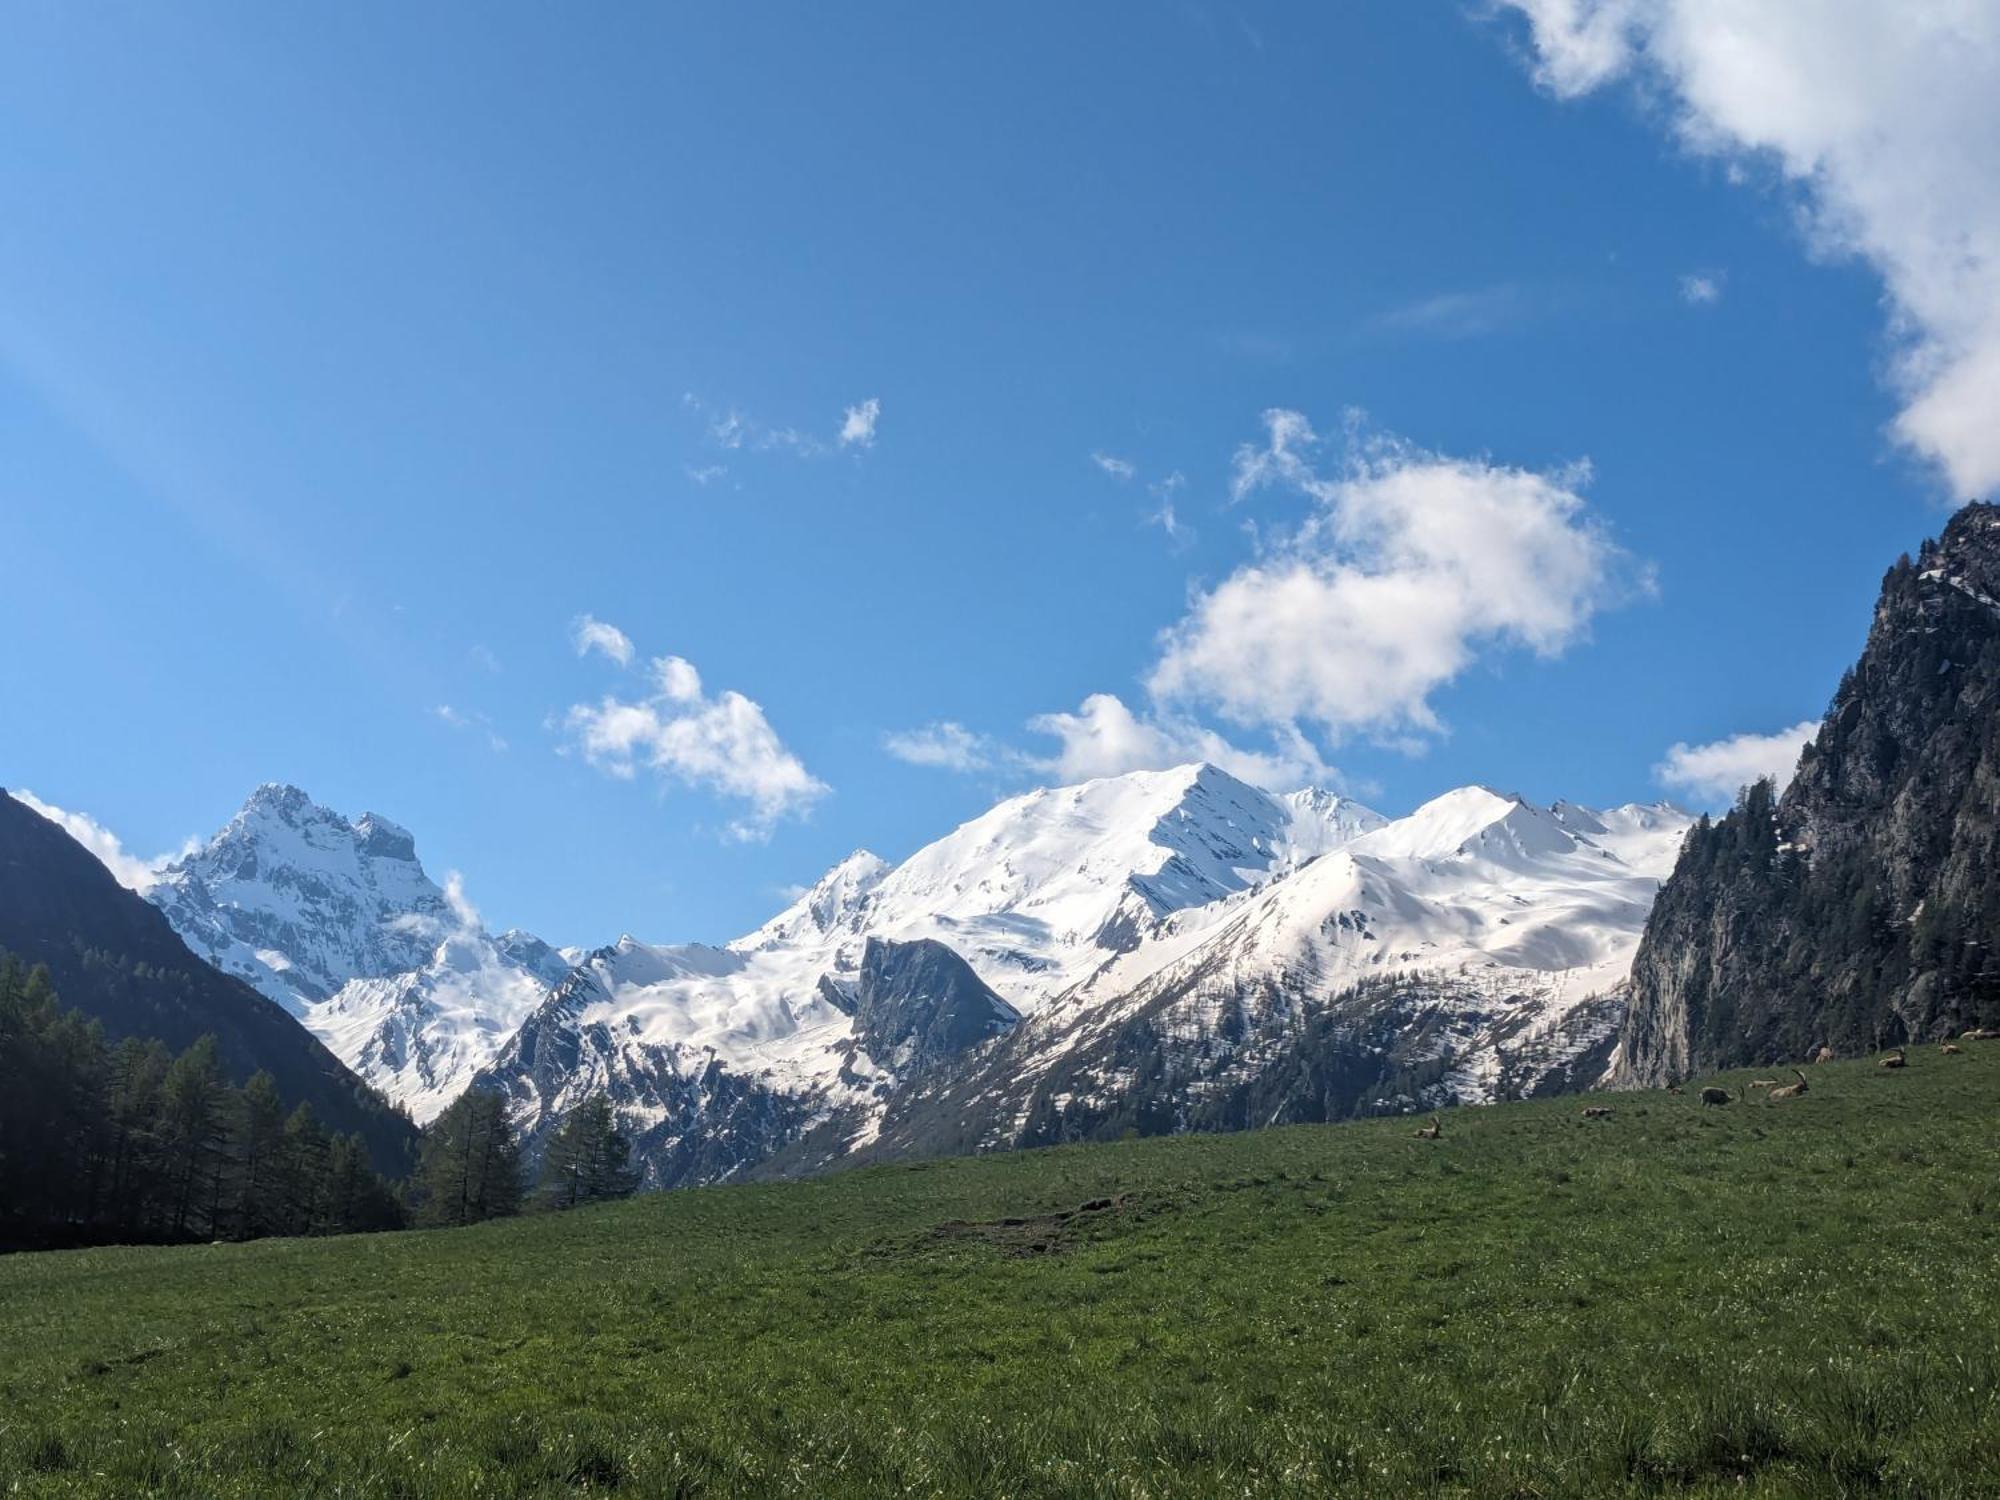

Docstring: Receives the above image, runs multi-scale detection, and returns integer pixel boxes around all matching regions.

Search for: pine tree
[278,1103,332,1234]
[533,1094,638,1211]
[103,1037,170,1234]
[158,1036,228,1238]
[231,1071,287,1238]
[414,1091,522,1227]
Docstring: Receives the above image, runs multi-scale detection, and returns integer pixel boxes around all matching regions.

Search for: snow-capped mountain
[149,785,570,1122]
[481,765,1382,1179]
[478,764,1688,1186]
[858,784,1692,1163]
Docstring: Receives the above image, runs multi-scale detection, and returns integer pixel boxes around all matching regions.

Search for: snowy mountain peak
[148,785,571,1123]
[1349,785,1573,865]
[742,849,889,949]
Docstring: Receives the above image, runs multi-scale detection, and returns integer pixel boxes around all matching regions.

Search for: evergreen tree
[158,1036,228,1237]
[0,951,420,1250]
[533,1094,638,1211]
[231,1071,288,1238]
[414,1090,522,1227]
[278,1103,332,1234]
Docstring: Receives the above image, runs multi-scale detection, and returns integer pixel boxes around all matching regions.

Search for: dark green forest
[0,956,639,1252]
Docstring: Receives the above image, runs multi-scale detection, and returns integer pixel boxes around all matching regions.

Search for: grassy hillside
[3,1052,1998,1498]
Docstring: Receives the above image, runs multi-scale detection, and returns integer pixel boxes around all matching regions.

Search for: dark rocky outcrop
[849,937,1018,1075]
[1619,503,2000,1083]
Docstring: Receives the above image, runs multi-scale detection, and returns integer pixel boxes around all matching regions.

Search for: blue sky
[4,2,1992,947]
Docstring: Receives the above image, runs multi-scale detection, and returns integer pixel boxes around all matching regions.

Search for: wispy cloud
[12,790,183,892]
[1679,272,1724,306]
[1090,452,1137,481]
[434,704,509,753]
[1368,283,1534,340]
[572,614,635,667]
[563,637,826,841]
[1146,471,1192,549]
[882,721,1006,773]
[1656,720,1818,804]
[1491,1,2000,500]
[684,392,883,462]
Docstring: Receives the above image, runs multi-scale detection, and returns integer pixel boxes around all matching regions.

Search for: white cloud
[1655,719,1818,804]
[1679,271,1723,305]
[1154,409,1632,743]
[1027,693,1339,791]
[12,790,173,892]
[839,397,881,449]
[685,391,880,461]
[1147,471,1192,546]
[1491,0,2000,500]
[1091,452,1137,480]
[1369,283,1532,339]
[684,463,728,487]
[563,650,827,840]
[882,721,1001,773]
[434,704,508,753]
[571,614,635,667]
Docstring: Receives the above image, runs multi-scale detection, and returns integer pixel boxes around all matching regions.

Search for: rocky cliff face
[1619,503,2000,1083]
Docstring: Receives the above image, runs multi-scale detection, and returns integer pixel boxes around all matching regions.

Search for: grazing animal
[1766,1070,1810,1101]
[1580,1106,1613,1119]
[1699,1086,1732,1107]
[1964,1028,1999,1041]
[1666,1084,1684,1096]
[1814,1045,1837,1064]
[1940,1042,1963,1055]
[1749,1078,1778,1090]
[1413,1117,1442,1140]
[1878,1047,1908,1070]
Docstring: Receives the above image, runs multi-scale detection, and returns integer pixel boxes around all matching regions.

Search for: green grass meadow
[3,1051,1998,1497]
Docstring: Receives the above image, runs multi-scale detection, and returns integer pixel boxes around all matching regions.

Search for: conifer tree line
[1,954,641,1251]
[0,954,404,1250]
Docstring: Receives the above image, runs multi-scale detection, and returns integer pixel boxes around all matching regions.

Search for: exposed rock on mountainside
[150,785,569,1121]
[0,791,418,1175]
[1620,503,2000,1083]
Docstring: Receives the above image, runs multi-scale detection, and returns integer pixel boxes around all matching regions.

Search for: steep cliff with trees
[1620,503,2000,1082]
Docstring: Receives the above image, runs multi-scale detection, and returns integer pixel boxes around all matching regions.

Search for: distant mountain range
[95,763,1681,1187]
[29,509,1999,1188]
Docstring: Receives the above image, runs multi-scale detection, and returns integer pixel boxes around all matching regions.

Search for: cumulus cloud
[1491,0,2000,500]
[1656,719,1819,804]
[12,791,173,892]
[1154,409,1633,743]
[571,614,634,667]
[563,650,827,840]
[839,397,881,449]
